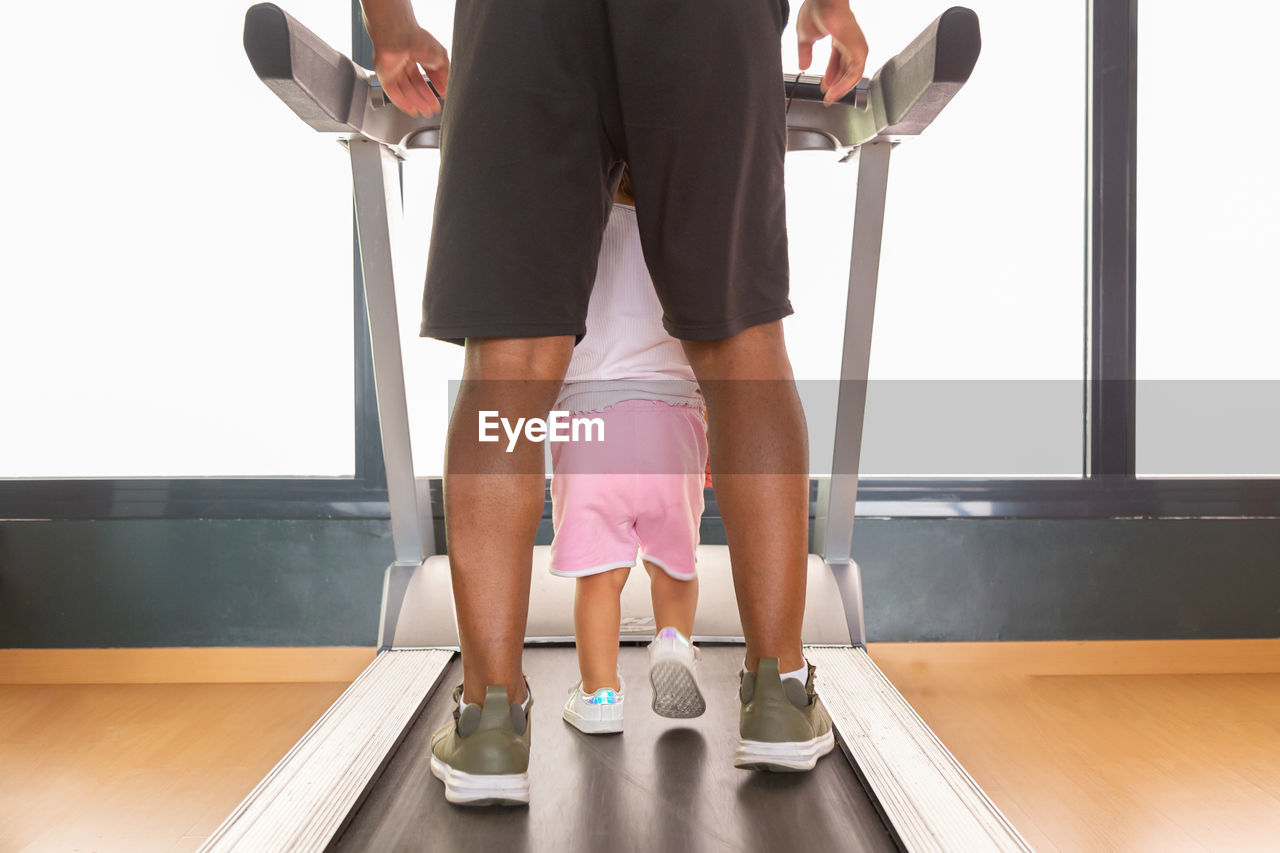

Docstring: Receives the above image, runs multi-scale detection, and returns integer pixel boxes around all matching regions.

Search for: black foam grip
[934,7,982,84]
[243,3,292,82]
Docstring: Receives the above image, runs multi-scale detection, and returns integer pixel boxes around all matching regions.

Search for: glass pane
[1137,0,1280,476]
[0,1,354,477]
[400,0,1086,477]
[786,1,1085,476]
[398,2,465,477]
[398,155,463,477]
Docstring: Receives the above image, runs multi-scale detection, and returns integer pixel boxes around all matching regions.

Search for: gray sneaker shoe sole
[650,660,707,718]
[429,754,530,806]
[733,729,836,771]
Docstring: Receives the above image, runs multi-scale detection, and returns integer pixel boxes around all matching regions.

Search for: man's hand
[796,0,868,106]
[372,26,450,117]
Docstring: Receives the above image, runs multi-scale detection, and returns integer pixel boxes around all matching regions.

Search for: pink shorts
[549,400,709,581]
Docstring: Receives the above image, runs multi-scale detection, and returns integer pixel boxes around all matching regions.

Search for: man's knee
[680,321,792,381]
[462,335,575,382]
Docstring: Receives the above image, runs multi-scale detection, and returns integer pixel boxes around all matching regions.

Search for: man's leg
[681,320,808,675]
[445,335,575,705]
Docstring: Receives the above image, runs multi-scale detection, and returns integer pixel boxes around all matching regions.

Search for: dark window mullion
[1086,0,1139,478]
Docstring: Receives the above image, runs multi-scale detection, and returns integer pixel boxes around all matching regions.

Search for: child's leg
[644,559,706,719]
[574,566,631,692]
[644,559,698,637]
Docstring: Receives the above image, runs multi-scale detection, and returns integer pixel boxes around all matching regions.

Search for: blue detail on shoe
[585,688,621,705]
[657,627,690,646]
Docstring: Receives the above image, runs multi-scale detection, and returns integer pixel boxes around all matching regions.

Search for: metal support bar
[814,141,892,560]
[812,140,892,647]
[350,139,433,564]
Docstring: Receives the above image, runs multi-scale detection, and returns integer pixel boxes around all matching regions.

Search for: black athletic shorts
[421,0,793,345]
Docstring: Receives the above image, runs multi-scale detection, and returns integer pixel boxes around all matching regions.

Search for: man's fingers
[794,2,824,73]
[823,65,862,105]
[381,74,409,113]
[797,38,814,72]
[399,67,435,116]
[414,34,450,98]
[822,19,868,105]
[428,60,450,98]
[821,49,861,104]
[823,65,859,105]
[385,74,422,117]
[822,51,843,102]
[406,67,442,116]
[370,29,449,116]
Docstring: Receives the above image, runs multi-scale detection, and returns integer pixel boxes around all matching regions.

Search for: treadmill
[205,6,1032,851]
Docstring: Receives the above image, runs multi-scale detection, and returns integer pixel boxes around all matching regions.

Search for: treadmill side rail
[198,649,454,853]
[807,647,1035,852]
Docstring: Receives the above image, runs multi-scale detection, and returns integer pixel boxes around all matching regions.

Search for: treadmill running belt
[334,646,896,852]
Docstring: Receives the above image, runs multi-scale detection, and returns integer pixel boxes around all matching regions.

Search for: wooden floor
[1,640,1278,852]
[874,641,1280,852]
[0,681,350,853]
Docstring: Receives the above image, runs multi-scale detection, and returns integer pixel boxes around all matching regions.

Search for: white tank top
[556,204,703,414]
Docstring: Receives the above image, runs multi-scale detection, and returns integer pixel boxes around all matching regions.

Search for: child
[550,168,708,734]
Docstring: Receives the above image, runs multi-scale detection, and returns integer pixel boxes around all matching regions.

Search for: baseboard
[0,646,378,684]
[2,639,1276,686]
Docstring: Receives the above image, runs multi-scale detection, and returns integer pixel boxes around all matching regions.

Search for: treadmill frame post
[812,140,893,649]
[349,140,434,566]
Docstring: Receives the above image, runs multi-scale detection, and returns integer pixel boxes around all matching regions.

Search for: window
[0,1,355,477]
[784,1,1087,475]
[1136,0,1280,477]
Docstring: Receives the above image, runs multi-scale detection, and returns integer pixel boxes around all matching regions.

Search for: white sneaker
[562,679,625,734]
[648,627,706,718]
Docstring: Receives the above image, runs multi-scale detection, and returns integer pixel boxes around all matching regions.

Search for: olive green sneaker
[429,684,532,805]
[735,658,836,772]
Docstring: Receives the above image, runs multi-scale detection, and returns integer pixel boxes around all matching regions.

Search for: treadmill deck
[334,646,896,852]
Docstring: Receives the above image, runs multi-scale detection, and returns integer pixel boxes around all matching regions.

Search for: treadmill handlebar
[243,3,980,153]
[876,6,980,135]
[243,3,425,147]
[243,3,360,133]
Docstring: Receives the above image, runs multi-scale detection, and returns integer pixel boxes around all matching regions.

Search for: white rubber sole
[734,729,837,772]
[429,754,530,806]
[649,659,706,719]
[562,706,624,734]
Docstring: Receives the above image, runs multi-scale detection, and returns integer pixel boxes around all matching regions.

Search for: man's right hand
[796,0,869,107]
[372,26,450,118]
